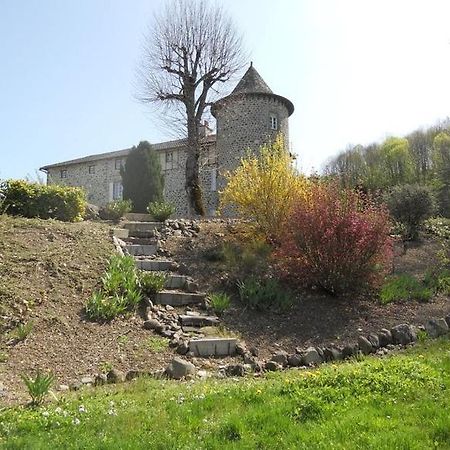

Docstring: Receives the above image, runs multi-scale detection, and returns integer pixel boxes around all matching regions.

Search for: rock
[249,346,259,357]
[445,315,450,328]
[94,374,107,386]
[69,381,82,391]
[302,347,323,365]
[143,319,164,333]
[425,318,449,338]
[57,384,70,392]
[367,334,380,349]
[173,230,182,237]
[391,324,416,345]
[243,353,256,365]
[186,281,199,293]
[107,369,126,384]
[161,330,174,338]
[270,350,289,367]
[323,347,343,362]
[165,357,196,380]
[197,370,209,380]
[358,336,374,355]
[84,203,100,220]
[342,345,356,359]
[165,305,175,312]
[378,328,393,347]
[80,376,95,385]
[264,360,282,372]
[225,364,247,377]
[176,341,189,355]
[235,342,247,356]
[125,370,143,381]
[287,353,303,367]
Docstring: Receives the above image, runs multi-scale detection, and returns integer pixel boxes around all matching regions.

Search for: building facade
[40,64,294,216]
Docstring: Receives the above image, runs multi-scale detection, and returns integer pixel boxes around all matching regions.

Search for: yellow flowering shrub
[220,134,309,240]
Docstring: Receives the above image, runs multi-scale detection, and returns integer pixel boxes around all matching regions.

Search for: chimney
[199,120,213,138]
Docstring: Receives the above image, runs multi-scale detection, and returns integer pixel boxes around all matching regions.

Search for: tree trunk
[185,107,205,216]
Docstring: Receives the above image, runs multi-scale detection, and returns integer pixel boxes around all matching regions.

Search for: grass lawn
[1,337,450,449]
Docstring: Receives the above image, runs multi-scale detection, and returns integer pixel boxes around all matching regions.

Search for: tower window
[115,158,123,170]
[112,181,123,200]
[88,165,95,174]
[165,152,174,170]
[60,169,67,178]
[270,115,278,130]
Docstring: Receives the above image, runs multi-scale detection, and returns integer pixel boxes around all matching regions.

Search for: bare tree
[136,0,245,215]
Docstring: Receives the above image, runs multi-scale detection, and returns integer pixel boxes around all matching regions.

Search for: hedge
[0,179,86,222]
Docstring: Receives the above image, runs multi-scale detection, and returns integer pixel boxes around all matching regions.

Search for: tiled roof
[231,63,273,95]
[40,134,216,170]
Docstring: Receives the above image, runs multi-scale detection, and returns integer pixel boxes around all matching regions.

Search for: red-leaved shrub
[275,183,392,295]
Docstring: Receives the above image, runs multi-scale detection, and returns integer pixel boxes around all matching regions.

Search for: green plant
[85,292,128,321]
[424,268,450,296]
[146,336,169,353]
[139,271,166,296]
[386,184,435,240]
[12,321,33,342]
[0,179,86,222]
[0,351,8,363]
[85,255,143,321]
[208,292,231,315]
[380,274,433,304]
[147,201,175,222]
[21,371,55,406]
[423,217,450,239]
[416,329,428,343]
[237,277,293,311]
[98,199,132,221]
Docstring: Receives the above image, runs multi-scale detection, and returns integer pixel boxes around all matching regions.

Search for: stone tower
[211,63,294,194]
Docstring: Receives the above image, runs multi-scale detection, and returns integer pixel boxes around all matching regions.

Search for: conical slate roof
[231,63,273,95]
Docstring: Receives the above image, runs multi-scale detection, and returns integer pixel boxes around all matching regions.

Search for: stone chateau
[40,64,294,216]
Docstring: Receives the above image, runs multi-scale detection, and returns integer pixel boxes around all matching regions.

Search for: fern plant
[21,371,55,406]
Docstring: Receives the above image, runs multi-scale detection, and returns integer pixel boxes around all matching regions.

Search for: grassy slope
[1,337,449,449]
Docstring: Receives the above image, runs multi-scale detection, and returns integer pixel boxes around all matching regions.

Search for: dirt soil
[0,216,448,405]
[166,221,450,360]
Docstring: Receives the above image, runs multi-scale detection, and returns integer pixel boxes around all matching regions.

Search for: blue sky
[1,0,450,179]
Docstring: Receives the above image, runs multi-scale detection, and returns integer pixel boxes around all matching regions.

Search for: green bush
[424,269,450,295]
[98,199,132,221]
[0,179,86,222]
[21,371,55,406]
[237,277,293,311]
[139,271,166,296]
[147,201,175,222]
[423,217,450,239]
[208,292,231,315]
[386,184,435,240]
[380,274,433,304]
[86,255,142,321]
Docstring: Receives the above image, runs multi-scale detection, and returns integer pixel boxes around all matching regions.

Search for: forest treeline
[324,119,450,216]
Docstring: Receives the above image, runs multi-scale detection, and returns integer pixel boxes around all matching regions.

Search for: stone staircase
[113,215,237,358]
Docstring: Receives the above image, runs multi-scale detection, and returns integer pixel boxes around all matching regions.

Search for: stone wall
[213,93,290,193]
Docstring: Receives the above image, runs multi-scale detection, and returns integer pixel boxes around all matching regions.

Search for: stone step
[155,290,206,306]
[125,244,158,256]
[123,213,154,222]
[122,221,164,234]
[164,274,189,289]
[179,314,219,327]
[136,259,176,272]
[111,228,129,239]
[189,338,237,357]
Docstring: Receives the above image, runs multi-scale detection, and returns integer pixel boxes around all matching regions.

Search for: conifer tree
[121,141,164,213]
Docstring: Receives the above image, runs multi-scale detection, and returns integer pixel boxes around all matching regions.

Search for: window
[270,115,278,130]
[210,168,217,192]
[60,169,67,178]
[115,158,123,170]
[88,165,95,174]
[165,152,174,170]
[204,146,217,165]
[112,181,123,200]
